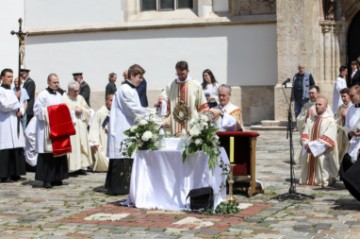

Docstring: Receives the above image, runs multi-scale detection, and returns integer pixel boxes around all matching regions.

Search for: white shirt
[332,76,347,113]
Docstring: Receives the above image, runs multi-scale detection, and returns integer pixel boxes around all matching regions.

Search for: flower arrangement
[123,114,161,156]
[182,113,221,171]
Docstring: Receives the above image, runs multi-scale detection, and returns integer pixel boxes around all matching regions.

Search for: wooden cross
[11,18,28,137]
[11,18,28,91]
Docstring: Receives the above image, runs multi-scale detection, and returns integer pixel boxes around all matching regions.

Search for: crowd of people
[2,60,360,201]
[291,64,360,200]
[0,61,244,193]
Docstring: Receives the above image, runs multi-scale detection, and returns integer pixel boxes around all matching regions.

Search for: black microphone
[282,78,291,86]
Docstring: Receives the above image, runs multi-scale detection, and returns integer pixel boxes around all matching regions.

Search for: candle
[230,136,234,163]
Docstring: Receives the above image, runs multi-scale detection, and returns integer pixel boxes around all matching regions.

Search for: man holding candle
[210,84,244,132]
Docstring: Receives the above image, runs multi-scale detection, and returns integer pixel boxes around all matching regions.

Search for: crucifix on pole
[11,18,28,91]
[11,18,28,137]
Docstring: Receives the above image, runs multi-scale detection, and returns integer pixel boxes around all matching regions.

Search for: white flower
[189,127,201,137]
[139,119,148,126]
[141,131,153,141]
[194,138,203,145]
[200,114,209,122]
[188,119,195,126]
[130,126,138,132]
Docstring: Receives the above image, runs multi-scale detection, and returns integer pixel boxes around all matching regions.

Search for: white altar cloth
[129,138,229,210]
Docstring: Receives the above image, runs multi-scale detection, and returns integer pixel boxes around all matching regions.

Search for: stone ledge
[250,125,287,131]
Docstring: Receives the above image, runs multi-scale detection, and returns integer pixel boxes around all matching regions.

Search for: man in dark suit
[350,60,360,86]
[73,72,91,106]
[20,68,36,125]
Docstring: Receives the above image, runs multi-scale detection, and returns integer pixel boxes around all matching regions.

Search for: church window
[141,0,193,11]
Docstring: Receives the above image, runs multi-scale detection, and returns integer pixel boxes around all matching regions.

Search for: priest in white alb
[89,93,113,172]
[334,88,352,163]
[106,64,146,195]
[299,96,339,187]
[63,81,92,174]
[160,61,209,136]
[0,68,26,182]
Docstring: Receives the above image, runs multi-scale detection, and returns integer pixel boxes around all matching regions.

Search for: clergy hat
[20,68,30,73]
[72,72,83,77]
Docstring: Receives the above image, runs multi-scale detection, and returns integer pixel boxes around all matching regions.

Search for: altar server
[0,68,26,182]
[63,81,92,174]
[34,73,74,188]
[106,64,146,195]
[89,94,113,172]
[299,96,339,187]
[339,85,360,200]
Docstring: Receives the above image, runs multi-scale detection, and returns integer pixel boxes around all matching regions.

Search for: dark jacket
[350,70,360,86]
[136,79,148,107]
[105,82,117,99]
[23,77,36,115]
[80,81,91,106]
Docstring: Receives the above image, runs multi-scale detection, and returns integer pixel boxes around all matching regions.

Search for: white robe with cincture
[300,113,339,187]
[89,105,110,171]
[344,105,360,163]
[107,81,145,159]
[0,87,25,150]
[63,93,92,171]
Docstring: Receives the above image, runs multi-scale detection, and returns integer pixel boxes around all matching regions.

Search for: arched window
[141,0,193,11]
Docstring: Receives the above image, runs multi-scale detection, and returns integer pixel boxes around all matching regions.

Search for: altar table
[129,138,230,210]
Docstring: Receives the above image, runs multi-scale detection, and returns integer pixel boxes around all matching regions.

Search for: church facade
[2,0,360,125]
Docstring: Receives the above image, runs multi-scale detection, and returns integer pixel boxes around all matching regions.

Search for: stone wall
[274,0,344,121]
[229,0,276,16]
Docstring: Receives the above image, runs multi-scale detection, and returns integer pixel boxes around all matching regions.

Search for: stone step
[250,125,287,131]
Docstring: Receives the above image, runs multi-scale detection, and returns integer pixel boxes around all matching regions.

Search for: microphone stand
[272,82,314,201]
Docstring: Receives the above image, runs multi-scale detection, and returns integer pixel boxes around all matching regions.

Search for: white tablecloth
[129,138,229,210]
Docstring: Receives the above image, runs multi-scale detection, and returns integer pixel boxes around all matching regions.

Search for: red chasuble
[47,104,76,156]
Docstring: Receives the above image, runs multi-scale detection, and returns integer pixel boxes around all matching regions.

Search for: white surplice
[344,105,360,163]
[33,89,64,153]
[24,117,38,166]
[332,76,347,113]
[89,105,110,171]
[63,94,92,171]
[107,81,145,159]
[0,86,25,150]
[300,113,339,186]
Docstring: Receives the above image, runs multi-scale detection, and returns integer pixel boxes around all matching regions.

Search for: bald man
[299,96,339,187]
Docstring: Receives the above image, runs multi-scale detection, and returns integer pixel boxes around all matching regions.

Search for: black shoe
[51,181,63,186]
[78,169,88,175]
[43,182,53,189]
[11,175,21,181]
[0,177,11,183]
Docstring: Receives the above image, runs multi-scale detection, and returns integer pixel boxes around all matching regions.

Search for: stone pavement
[1,130,360,239]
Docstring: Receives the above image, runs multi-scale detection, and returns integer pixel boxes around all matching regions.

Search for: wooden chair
[216,131,264,197]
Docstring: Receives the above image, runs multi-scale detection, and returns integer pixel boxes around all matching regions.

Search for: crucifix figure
[11,18,28,137]
[11,18,28,90]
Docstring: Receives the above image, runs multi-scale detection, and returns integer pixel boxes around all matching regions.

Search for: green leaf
[127,143,137,157]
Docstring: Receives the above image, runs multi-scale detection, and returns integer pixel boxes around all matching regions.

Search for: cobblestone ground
[1,130,359,239]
